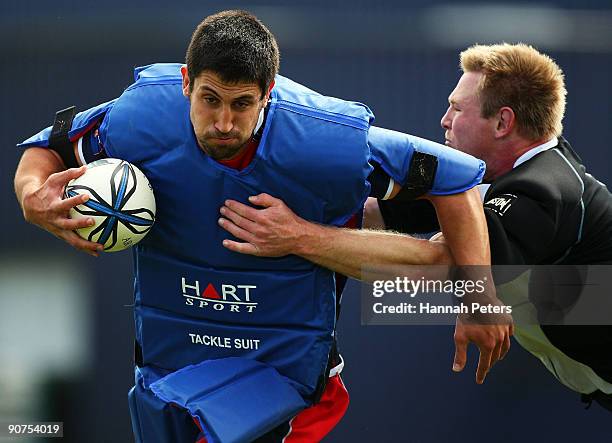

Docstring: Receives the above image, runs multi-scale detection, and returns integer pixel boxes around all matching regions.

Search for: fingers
[453,334,468,373]
[220,205,259,233]
[58,192,90,212]
[491,325,512,362]
[476,348,493,384]
[490,339,503,367]
[58,215,95,231]
[21,165,103,257]
[453,333,495,384]
[49,165,87,187]
[500,330,511,360]
[224,199,261,222]
[248,193,279,208]
[223,194,286,223]
[218,217,256,244]
[60,230,103,257]
[222,239,260,256]
[454,319,512,384]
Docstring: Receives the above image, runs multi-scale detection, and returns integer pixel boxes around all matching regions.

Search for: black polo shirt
[378,137,612,383]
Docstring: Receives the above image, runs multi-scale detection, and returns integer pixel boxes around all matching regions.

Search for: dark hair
[186,10,280,98]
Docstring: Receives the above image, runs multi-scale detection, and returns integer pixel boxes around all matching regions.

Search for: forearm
[428,187,509,317]
[220,193,452,279]
[428,188,490,266]
[293,222,452,280]
[15,147,65,211]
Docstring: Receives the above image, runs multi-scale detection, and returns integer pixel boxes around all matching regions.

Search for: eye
[448,102,460,112]
[204,96,218,104]
[234,101,250,109]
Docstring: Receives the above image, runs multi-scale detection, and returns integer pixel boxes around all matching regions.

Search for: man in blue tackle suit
[14,10,511,442]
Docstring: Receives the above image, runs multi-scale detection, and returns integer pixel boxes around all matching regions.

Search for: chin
[210,148,242,161]
[202,140,247,160]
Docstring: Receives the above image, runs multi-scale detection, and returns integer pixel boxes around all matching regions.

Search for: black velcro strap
[48,106,78,168]
[393,151,438,201]
[367,161,392,199]
[134,340,144,367]
[311,339,339,404]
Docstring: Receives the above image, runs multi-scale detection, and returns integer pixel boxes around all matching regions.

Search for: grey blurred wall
[1,1,612,441]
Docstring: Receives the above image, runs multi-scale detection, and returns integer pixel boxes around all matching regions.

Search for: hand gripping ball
[65,158,156,252]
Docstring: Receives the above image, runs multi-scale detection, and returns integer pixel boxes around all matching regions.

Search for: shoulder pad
[18,100,115,149]
[368,126,485,195]
[133,63,183,83]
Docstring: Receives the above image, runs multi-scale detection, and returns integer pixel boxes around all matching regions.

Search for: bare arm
[429,188,489,265]
[219,193,452,279]
[296,226,453,279]
[218,189,487,275]
[15,147,102,256]
[219,188,512,384]
[15,147,66,204]
[426,189,513,382]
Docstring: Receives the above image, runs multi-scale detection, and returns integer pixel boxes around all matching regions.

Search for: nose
[440,106,452,130]
[214,105,234,134]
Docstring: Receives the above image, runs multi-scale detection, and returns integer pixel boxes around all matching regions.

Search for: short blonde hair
[460,43,566,140]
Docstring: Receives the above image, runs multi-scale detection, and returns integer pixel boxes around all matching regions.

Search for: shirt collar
[253,106,265,135]
[512,137,558,168]
[478,137,558,202]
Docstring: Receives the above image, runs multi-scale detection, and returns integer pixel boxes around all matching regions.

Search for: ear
[264,80,275,104]
[181,65,190,98]
[494,106,515,138]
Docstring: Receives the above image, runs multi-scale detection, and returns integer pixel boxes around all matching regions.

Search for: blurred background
[1,0,611,441]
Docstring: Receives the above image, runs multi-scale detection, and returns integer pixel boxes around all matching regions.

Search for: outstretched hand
[219,193,307,257]
[21,166,103,256]
[452,312,514,384]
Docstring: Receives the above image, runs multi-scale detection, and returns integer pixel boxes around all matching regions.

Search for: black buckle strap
[48,106,78,168]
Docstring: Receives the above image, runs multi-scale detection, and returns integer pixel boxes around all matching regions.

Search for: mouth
[209,137,237,145]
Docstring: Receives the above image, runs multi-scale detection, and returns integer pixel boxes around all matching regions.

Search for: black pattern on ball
[65,161,155,251]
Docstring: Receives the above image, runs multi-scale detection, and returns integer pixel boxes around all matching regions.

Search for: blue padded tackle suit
[18,63,484,443]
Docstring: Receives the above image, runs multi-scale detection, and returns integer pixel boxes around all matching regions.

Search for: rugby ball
[65,158,156,252]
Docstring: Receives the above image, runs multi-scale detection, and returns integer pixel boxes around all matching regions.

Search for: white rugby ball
[65,158,156,252]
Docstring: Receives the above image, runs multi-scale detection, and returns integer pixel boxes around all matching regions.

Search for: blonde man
[376,43,612,410]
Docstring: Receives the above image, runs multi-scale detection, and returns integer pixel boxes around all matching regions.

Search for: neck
[485,136,548,182]
[513,138,550,159]
[217,137,259,170]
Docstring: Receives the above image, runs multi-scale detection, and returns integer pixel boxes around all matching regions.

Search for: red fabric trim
[193,415,207,443]
[343,213,360,229]
[283,375,349,443]
[191,375,349,443]
[217,138,259,170]
[68,119,101,142]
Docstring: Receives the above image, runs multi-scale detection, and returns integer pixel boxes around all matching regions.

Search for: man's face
[182,68,268,160]
[440,72,496,163]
